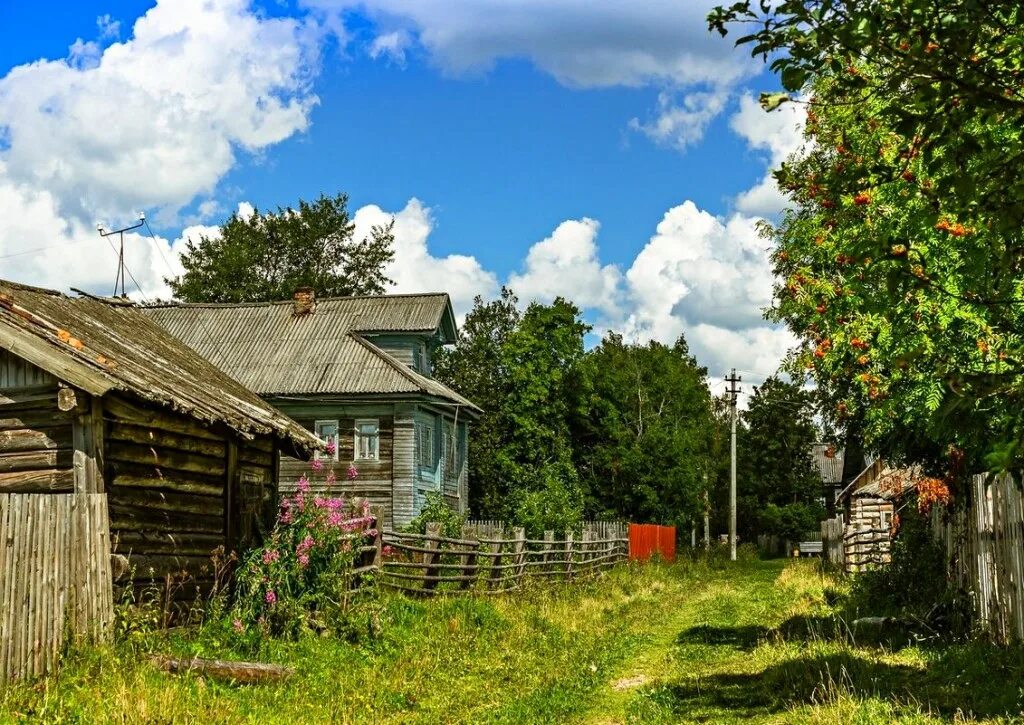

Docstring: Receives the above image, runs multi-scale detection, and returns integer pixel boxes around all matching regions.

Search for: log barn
[836,459,916,571]
[0,280,320,592]
[145,290,481,529]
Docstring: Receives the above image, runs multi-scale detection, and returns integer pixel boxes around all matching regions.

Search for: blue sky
[0,0,806,395]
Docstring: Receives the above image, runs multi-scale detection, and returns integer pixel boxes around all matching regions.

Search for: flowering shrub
[232,468,377,638]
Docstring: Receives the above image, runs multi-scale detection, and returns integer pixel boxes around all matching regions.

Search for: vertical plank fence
[820,515,845,567]
[933,473,1024,643]
[0,493,113,683]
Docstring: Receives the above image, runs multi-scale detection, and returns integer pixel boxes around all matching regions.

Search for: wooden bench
[798,541,823,556]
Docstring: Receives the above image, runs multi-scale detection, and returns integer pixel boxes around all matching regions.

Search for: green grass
[2,559,1024,723]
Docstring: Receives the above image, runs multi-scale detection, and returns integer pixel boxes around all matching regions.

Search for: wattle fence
[378,522,629,595]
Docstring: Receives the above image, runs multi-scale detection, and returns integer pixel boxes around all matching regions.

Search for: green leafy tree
[709,2,1024,478]
[571,333,714,527]
[168,192,395,302]
[434,288,521,517]
[435,291,588,534]
[711,378,824,542]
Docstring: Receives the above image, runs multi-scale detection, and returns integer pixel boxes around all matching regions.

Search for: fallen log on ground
[148,655,294,684]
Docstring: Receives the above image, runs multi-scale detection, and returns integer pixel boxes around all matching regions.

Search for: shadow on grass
[670,621,1024,719]
[639,651,922,720]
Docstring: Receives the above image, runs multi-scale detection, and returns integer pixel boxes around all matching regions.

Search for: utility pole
[726,368,742,561]
[703,474,710,551]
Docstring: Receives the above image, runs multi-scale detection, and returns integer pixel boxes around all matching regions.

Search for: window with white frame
[314,420,339,460]
[354,419,380,461]
[416,421,434,468]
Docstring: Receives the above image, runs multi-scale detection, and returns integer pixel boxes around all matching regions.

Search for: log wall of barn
[0,351,73,494]
[104,394,231,592]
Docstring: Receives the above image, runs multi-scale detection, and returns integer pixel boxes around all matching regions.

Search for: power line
[140,218,230,370]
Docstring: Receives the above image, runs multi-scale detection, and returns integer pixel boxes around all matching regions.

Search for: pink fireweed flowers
[298,553,310,568]
[262,549,280,565]
[326,439,337,456]
[325,470,337,486]
[233,619,244,633]
[347,464,359,481]
[297,476,311,494]
[265,590,277,605]
[311,458,323,472]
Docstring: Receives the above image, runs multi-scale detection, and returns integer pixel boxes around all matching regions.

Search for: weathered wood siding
[0,349,57,389]
[104,395,231,590]
[279,414,396,528]
[392,407,415,526]
[0,367,73,494]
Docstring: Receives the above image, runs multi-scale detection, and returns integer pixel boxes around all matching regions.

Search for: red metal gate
[628,524,676,562]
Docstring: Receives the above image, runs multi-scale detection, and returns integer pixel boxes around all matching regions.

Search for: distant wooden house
[145,290,481,528]
[835,459,916,571]
[0,280,320,591]
[810,442,846,513]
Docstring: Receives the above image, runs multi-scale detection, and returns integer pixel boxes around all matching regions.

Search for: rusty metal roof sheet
[143,295,480,412]
[810,443,845,484]
[0,280,320,452]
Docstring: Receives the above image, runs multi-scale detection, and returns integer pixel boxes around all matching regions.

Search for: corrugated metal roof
[143,294,480,412]
[0,280,320,452]
[810,443,845,484]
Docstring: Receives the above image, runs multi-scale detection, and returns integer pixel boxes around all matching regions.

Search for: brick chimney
[293,287,315,316]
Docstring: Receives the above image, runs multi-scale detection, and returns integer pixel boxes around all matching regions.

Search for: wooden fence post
[513,527,526,586]
[370,505,383,571]
[543,530,554,575]
[564,531,574,581]
[422,522,441,591]
[460,524,478,591]
[488,537,504,590]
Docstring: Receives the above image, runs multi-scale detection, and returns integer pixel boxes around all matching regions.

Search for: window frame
[314,419,340,461]
[354,418,380,462]
[416,421,435,469]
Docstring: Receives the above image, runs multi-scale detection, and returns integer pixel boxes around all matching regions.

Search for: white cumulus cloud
[352,198,498,318]
[0,0,323,295]
[730,95,806,216]
[507,218,621,317]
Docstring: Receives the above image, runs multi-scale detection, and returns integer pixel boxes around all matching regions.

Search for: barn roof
[143,294,480,413]
[0,280,320,453]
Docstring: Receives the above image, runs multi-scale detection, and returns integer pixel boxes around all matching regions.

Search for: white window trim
[354,418,380,461]
[314,419,340,461]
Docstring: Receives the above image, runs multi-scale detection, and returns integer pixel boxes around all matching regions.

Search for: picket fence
[378,523,628,595]
[0,493,113,683]
[933,473,1024,644]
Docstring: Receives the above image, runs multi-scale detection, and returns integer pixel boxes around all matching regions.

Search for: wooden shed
[836,460,916,571]
[0,280,320,594]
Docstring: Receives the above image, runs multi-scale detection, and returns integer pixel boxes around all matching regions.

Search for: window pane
[355,420,379,460]
[314,420,339,460]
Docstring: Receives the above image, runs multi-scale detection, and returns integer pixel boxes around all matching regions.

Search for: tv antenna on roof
[96,213,145,298]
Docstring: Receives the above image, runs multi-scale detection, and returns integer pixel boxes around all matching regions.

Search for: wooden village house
[0,280,321,595]
[145,290,481,529]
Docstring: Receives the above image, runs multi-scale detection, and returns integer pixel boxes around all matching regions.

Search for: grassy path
[3,558,1024,723]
